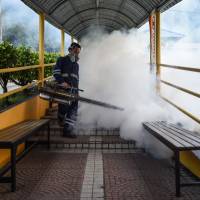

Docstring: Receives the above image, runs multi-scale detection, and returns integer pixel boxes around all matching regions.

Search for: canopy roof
[22,0,182,39]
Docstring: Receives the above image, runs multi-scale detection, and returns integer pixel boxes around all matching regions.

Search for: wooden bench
[143,121,200,197]
[0,119,50,192]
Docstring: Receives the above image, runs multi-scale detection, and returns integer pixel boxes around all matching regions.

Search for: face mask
[69,53,76,62]
[75,55,79,62]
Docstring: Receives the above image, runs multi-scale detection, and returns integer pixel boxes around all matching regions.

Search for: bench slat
[167,123,200,141]
[0,121,38,141]
[1,121,45,141]
[0,119,49,144]
[0,121,35,139]
[144,122,184,149]
[9,120,48,142]
[143,122,200,150]
[149,122,190,147]
[158,122,200,146]
[0,121,37,140]
[154,122,199,147]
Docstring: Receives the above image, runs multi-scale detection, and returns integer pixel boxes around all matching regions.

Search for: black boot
[63,127,77,138]
[57,115,64,127]
[63,132,77,138]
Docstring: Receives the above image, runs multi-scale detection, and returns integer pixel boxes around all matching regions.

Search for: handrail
[44,76,53,81]
[0,65,40,73]
[44,63,55,67]
[0,63,55,74]
[160,64,200,73]
[161,80,200,98]
[0,63,55,99]
[0,75,54,100]
[159,64,200,125]
[161,96,200,124]
[0,81,42,99]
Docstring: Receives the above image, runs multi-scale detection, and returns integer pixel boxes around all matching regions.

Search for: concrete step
[37,125,120,136]
[46,106,58,113]
[43,115,57,120]
[29,135,136,149]
[45,111,57,116]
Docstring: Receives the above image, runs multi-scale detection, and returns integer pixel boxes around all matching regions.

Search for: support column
[149,13,156,73]
[0,0,3,43]
[156,11,161,93]
[61,29,65,56]
[149,15,153,70]
[39,13,45,86]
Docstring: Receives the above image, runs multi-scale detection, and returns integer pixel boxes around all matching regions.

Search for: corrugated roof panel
[122,2,144,22]
[79,12,97,21]
[125,0,148,14]
[75,25,114,37]
[21,0,183,38]
[140,0,154,10]
[72,19,120,33]
[51,2,74,23]
[100,13,130,27]
[100,0,122,9]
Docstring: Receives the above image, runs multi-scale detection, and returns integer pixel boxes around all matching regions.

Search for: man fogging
[53,42,81,138]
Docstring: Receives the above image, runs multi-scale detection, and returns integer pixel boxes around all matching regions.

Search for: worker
[53,42,81,138]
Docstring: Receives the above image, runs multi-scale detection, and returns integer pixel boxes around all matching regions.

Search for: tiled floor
[1,139,200,200]
[0,151,87,200]
[81,152,104,200]
[103,153,200,200]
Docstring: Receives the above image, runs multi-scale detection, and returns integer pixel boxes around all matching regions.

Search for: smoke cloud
[77,28,186,159]
[76,0,200,159]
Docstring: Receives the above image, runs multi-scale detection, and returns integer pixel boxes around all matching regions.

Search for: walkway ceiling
[21,0,182,39]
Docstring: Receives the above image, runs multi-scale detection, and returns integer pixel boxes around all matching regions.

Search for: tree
[10,46,38,86]
[44,52,59,77]
[0,41,17,93]
[10,46,59,86]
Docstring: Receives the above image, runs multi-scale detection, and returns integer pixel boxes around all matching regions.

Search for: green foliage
[10,46,39,86]
[0,42,58,94]
[8,46,59,86]
[44,52,58,63]
[16,46,39,66]
[44,52,59,78]
[0,41,18,68]
[0,41,18,93]
[0,40,59,110]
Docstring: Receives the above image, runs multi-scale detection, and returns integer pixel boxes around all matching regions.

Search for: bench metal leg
[47,123,50,149]
[11,146,17,192]
[0,177,12,183]
[175,151,180,197]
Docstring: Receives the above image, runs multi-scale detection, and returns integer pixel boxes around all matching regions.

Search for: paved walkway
[104,153,200,200]
[0,151,87,200]
[1,148,200,200]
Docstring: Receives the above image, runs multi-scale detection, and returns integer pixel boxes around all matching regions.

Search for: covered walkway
[1,0,200,200]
